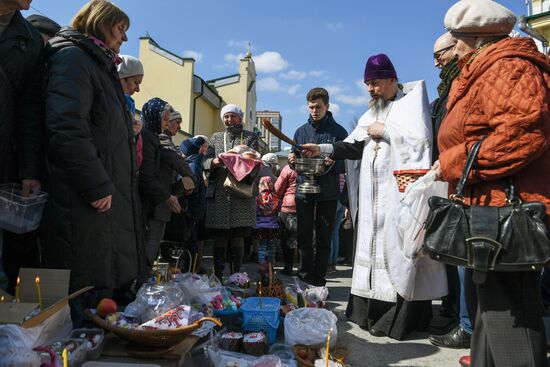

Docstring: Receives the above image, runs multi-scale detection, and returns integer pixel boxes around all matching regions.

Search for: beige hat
[444,0,517,36]
[117,55,144,79]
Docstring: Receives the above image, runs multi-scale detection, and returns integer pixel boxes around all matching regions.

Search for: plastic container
[240,297,280,344]
[82,363,161,367]
[47,338,88,367]
[0,183,47,234]
[70,328,105,360]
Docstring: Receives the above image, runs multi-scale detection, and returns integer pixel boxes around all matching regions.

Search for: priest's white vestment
[345,80,448,303]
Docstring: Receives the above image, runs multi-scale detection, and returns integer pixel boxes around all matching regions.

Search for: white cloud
[257,77,281,92]
[287,84,301,95]
[325,84,346,96]
[258,77,300,96]
[281,70,307,80]
[227,39,250,49]
[281,70,326,80]
[329,103,341,114]
[333,79,371,107]
[325,22,343,31]
[308,70,326,78]
[254,51,289,73]
[224,53,244,64]
[182,50,203,63]
[335,95,369,106]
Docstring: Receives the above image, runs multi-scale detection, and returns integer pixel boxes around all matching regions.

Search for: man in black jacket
[0,0,45,291]
[288,87,348,286]
[428,32,473,351]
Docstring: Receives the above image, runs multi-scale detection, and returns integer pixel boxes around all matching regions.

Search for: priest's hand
[431,160,443,180]
[367,122,385,139]
[300,144,321,157]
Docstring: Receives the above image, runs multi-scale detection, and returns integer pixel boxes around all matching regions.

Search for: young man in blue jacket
[288,87,348,286]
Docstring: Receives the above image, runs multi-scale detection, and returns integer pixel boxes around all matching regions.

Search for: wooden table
[95,333,200,367]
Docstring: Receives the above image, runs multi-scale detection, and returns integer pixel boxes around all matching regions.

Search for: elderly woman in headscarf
[204,104,259,279]
[139,97,193,265]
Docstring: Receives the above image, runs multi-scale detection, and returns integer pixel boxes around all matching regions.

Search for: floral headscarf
[141,97,169,135]
[257,176,279,216]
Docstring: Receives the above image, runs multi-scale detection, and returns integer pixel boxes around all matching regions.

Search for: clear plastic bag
[398,170,448,260]
[134,284,184,323]
[284,308,337,348]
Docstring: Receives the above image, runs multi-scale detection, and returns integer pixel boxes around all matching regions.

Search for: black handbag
[424,139,550,283]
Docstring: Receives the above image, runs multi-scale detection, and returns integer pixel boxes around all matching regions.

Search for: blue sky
[28,0,527,138]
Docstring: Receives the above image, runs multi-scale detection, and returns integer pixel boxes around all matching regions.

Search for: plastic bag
[398,170,448,260]
[285,278,328,307]
[174,272,224,305]
[252,355,282,367]
[1,349,42,367]
[284,308,337,348]
[134,284,184,323]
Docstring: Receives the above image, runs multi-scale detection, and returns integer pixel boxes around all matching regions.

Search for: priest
[301,54,446,340]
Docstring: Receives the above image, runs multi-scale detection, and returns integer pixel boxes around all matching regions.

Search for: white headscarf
[220,104,244,121]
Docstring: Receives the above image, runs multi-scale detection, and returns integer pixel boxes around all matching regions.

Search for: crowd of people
[1,0,550,366]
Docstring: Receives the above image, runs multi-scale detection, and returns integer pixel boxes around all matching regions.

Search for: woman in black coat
[139,98,194,264]
[41,0,146,326]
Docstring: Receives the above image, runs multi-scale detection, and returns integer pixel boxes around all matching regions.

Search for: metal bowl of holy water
[294,158,332,194]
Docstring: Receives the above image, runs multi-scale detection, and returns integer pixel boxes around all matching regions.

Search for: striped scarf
[437,58,460,97]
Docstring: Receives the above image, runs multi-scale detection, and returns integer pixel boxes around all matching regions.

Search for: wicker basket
[293,344,349,367]
[257,263,286,300]
[393,169,430,193]
[84,309,221,348]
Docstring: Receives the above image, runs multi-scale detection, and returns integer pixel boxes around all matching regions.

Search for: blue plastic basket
[240,297,280,344]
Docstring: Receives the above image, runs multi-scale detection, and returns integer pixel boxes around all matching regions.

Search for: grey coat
[204,126,258,230]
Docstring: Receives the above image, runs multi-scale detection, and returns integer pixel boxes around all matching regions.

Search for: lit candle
[62,348,68,367]
[15,276,20,302]
[258,280,263,309]
[35,277,42,311]
[325,327,333,367]
[192,253,198,274]
[1,296,4,302]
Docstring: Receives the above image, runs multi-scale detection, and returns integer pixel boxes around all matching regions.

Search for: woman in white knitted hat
[204,104,259,279]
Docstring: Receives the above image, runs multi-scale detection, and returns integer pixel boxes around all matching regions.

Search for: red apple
[96,298,117,318]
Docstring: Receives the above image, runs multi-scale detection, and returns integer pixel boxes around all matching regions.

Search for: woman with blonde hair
[41,0,145,326]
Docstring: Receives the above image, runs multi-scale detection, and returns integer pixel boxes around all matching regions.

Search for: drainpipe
[519,16,548,53]
[192,80,204,136]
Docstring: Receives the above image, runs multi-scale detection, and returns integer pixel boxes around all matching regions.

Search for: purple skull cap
[363,54,397,82]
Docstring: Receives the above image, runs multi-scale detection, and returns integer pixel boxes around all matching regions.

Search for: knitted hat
[169,111,182,121]
[180,136,206,156]
[262,153,278,165]
[117,55,144,79]
[220,104,244,121]
[364,54,397,82]
[26,14,61,36]
[445,0,517,36]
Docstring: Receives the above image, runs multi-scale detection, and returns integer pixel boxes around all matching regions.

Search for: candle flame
[1,296,4,302]
[16,277,20,285]
[35,276,40,284]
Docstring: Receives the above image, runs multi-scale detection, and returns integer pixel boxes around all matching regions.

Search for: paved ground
[237,261,467,367]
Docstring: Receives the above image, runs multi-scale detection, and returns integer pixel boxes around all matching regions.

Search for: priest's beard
[369,97,387,115]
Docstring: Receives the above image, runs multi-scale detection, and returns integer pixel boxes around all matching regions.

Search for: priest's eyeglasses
[433,45,454,60]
